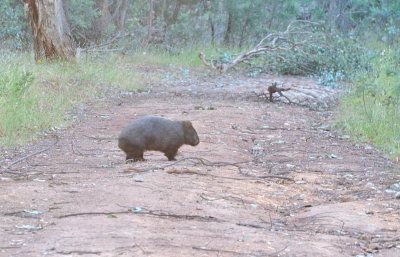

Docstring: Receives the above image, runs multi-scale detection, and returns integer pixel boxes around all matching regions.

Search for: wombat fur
[118,116,200,161]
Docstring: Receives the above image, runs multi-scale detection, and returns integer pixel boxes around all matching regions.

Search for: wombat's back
[119,116,184,150]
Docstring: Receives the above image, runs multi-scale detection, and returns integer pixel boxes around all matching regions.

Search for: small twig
[240,170,294,181]
[56,251,102,255]
[192,246,276,256]
[83,135,117,140]
[3,135,59,172]
[167,170,208,176]
[58,209,223,223]
[237,222,265,229]
[199,193,224,202]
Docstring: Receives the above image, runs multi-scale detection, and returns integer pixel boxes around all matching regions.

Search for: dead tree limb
[2,135,59,172]
[199,20,319,73]
[59,209,223,223]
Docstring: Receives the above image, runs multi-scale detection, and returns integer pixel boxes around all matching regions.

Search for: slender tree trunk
[170,0,182,25]
[267,2,279,30]
[224,11,233,46]
[112,0,128,33]
[92,0,111,42]
[24,0,75,61]
[160,0,168,43]
[239,17,249,48]
[202,0,215,45]
[144,0,155,46]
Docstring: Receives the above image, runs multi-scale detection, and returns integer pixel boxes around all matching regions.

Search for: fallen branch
[192,246,269,256]
[57,251,102,255]
[83,135,117,140]
[193,244,288,257]
[2,135,59,172]
[58,209,223,223]
[199,20,319,73]
[241,172,294,182]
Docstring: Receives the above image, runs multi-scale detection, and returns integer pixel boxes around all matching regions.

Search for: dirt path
[1,72,399,257]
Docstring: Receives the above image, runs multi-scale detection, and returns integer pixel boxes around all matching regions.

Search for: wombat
[118,116,200,161]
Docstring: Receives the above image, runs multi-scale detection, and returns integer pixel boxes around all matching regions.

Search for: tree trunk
[202,0,215,45]
[170,0,182,25]
[24,0,75,61]
[144,0,155,46]
[267,2,279,30]
[223,10,233,46]
[238,17,249,48]
[91,0,111,42]
[159,0,168,43]
[112,0,128,33]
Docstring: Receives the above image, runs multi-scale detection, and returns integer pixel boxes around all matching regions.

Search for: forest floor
[0,66,400,257]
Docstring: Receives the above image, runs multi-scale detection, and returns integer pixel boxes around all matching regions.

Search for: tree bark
[112,0,128,33]
[223,10,233,46]
[238,17,249,48]
[144,0,155,46]
[202,0,215,45]
[170,0,182,25]
[24,0,75,61]
[91,0,111,42]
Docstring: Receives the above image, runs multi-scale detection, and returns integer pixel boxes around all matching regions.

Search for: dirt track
[1,71,399,257]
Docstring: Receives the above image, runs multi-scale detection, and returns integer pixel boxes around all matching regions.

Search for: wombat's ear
[183,121,192,128]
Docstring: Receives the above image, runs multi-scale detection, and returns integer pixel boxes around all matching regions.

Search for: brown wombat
[118,116,200,161]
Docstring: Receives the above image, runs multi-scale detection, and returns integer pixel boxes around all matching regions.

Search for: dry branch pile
[199,20,319,73]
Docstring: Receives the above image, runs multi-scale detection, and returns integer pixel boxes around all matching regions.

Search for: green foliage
[66,0,98,31]
[0,66,36,142]
[0,53,144,146]
[0,0,30,49]
[2,0,400,50]
[261,34,371,87]
[337,48,400,157]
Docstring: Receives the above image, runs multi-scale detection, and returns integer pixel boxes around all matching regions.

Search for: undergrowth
[337,47,400,158]
[0,53,145,146]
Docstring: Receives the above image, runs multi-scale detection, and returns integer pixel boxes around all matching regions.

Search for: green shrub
[0,0,30,49]
[337,47,400,157]
[261,34,372,87]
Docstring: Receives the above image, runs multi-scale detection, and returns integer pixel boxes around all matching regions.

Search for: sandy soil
[0,70,399,257]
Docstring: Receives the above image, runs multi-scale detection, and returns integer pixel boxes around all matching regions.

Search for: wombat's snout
[191,136,200,146]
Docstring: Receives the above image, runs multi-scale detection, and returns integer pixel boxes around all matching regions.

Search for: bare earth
[1,69,399,257]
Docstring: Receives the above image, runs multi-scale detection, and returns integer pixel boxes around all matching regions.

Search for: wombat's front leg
[125,150,145,162]
[164,148,178,161]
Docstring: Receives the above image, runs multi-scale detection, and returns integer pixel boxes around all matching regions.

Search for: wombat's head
[182,121,200,146]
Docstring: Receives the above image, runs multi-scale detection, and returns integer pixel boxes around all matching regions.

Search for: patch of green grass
[337,47,400,158]
[0,52,144,146]
[126,46,221,68]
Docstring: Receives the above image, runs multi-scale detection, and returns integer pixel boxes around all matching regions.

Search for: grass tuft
[0,53,144,146]
[337,47,400,158]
